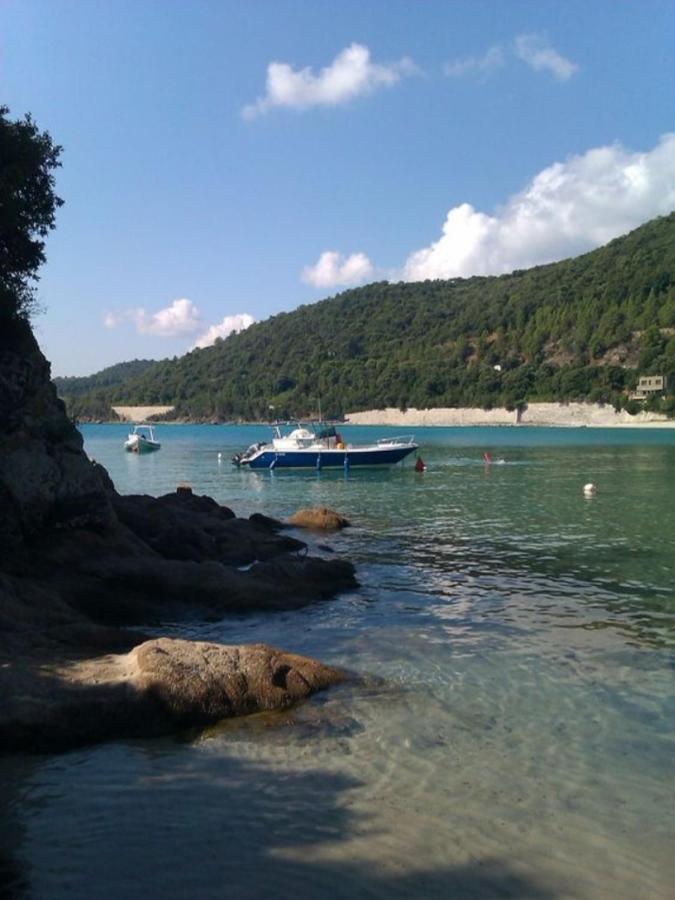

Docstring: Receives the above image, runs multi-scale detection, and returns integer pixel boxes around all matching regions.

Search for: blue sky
[2,0,674,375]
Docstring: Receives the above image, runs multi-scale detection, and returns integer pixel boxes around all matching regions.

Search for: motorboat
[124,424,161,454]
[232,424,417,470]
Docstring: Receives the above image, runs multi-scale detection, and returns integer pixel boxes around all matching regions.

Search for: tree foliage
[0,105,62,323]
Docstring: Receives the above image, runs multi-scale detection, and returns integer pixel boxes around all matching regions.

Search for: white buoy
[217,452,222,460]
[583,482,597,496]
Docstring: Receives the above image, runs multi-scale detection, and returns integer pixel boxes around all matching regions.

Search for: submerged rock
[288,506,351,531]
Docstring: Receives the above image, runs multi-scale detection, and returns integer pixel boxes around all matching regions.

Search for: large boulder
[0,635,345,752]
[134,638,345,724]
[288,506,351,531]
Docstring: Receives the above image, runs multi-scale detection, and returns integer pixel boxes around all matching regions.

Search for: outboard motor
[232,442,263,467]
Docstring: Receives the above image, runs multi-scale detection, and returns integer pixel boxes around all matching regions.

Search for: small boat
[232,424,417,470]
[124,424,161,454]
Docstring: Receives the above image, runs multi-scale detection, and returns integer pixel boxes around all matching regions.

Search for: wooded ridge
[58,213,675,421]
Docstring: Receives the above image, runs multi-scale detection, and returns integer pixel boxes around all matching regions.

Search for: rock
[0,634,346,752]
[288,506,351,530]
[0,322,359,753]
[248,512,285,531]
[249,556,358,601]
[134,638,345,724]
[42,545,357,624]
[112,493,305,565]
[0,326,115,560]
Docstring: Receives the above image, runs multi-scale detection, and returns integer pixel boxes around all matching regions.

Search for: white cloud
[403,133,675,281]
[104,298,202,337]
[243,43,416,118]
[104,299,255,348]
[191,314,256,349]
[444,46,505,80]
[302,251,375,289]
[514,34,578,80]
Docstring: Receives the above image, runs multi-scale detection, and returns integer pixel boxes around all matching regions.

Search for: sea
[2,423,674,899]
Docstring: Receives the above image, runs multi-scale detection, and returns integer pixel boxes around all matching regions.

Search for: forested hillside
[54,359,161,396]
[54,359,162,419]
[60,214,675,420]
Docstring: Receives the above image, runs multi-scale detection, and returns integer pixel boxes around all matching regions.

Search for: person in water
[484,451,506,465]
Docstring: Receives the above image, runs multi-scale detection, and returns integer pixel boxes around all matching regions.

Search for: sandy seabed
[345,402,675,428]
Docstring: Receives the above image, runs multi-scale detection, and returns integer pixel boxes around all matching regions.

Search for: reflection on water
[3,425,675,898]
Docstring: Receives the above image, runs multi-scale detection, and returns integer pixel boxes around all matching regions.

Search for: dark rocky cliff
[0,322,115,558]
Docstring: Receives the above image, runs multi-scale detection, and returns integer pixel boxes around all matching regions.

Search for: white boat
[232,424,417,470]
[124,424,161,454]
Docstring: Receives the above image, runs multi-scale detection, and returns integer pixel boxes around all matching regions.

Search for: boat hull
[125,438,161,454]
[244,445,416,469]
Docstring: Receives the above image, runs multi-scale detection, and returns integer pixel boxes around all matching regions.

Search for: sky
[2,0,675,376]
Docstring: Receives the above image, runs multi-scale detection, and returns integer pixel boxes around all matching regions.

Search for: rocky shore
[0,324,356,752]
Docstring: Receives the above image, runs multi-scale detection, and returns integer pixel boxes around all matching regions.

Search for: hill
[54,358,161,396]
[59,214,675,420]
[54,359,162,419]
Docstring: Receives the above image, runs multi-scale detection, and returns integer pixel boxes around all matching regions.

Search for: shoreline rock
[0,324,358,753]
[0,636,346,752]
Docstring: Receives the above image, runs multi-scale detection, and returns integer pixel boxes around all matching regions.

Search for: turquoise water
[3,424,675,898]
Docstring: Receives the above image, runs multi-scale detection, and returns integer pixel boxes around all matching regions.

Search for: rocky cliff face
[0,322,355,752]
[0,322,114,559]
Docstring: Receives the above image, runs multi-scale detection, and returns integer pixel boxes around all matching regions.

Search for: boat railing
[376,434,415,446]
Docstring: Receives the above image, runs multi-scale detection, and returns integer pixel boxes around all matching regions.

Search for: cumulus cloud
[514,34,578,80]
[444,46,505,80]
[104,298,202,337]
[403,133,675,281]
[302,251,375,289]
[191,314,256,349]
[243,43,416,118]
[104,299,255,348]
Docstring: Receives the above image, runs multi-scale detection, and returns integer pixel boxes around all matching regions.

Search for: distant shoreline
[85,401,675,429]
[344,402,675,429]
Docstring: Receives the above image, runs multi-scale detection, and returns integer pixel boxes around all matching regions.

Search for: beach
[345,401,675,428]
[112,405,175,421]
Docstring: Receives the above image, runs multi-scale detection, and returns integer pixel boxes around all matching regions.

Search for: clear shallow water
[2,424,675,898]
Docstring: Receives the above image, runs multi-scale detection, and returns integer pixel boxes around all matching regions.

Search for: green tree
[0,106,62,323]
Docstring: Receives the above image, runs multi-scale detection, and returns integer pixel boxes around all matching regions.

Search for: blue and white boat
[232,424,417,470]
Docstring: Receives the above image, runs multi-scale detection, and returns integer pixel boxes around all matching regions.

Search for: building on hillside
[630,375,668,400]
